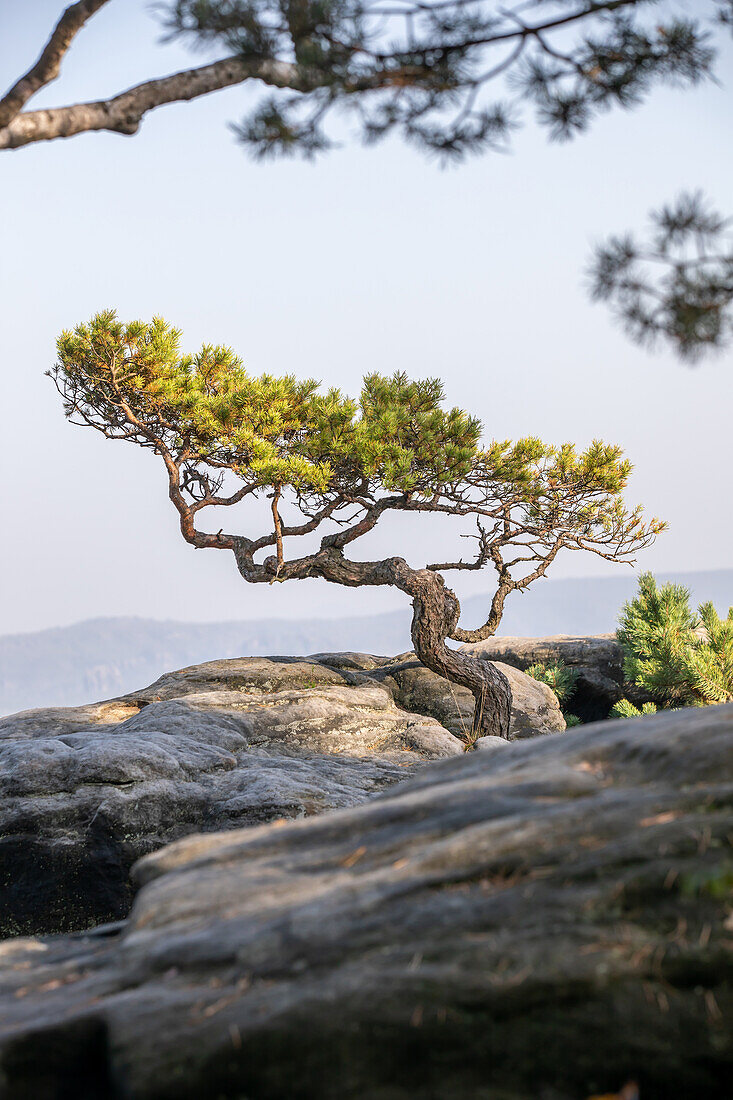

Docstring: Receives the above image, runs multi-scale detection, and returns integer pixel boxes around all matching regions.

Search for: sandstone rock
[473,734,511,753]
[383,653,565,738]
[497,660,566,737]
[129,652,564,740]
[460,634,650,720]
[0,655,464,935]
[0,651,563,936]
[1,704,731,1099]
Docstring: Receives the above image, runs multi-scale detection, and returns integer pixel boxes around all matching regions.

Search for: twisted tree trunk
[408,569,512,743]
[234,544,513,742]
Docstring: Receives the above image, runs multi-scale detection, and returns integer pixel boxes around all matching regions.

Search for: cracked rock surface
[0,705,731,1098]
[0,651,559,934]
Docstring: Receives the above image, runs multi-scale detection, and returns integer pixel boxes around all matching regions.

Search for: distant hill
[2,569,731,716]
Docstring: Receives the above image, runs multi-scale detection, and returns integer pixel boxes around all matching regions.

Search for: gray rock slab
[0,656,465,935]
[0,651,561,934]
[1,704,731,1098]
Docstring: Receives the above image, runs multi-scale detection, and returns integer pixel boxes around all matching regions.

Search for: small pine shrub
[616,572,699,706]
[610,699,658,719]
[526,660,579,705]
[683,601,733,704]
[526,659,582,728]
[615,574,733,715]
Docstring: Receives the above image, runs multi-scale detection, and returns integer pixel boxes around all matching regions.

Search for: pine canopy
[615,572,733,710]
[3,4,731,358]
[53,312,664,639]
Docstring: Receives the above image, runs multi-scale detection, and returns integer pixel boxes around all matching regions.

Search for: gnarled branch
[0,55,302,151]
[0,0,111,131]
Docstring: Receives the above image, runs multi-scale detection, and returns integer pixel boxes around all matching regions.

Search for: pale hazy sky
[1,1,731,634]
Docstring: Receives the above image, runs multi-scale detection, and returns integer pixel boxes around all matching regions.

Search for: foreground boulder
[1,704,731,1099]
[0,652,556,935]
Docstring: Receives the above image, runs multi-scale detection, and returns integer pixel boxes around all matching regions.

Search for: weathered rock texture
[0,652,558,934]
[1,704,732,1099]
[385,653,564,739]
[462,634,654,721]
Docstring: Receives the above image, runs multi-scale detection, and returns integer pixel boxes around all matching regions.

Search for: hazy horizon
[3,566,731,640]
[4,568,732,715]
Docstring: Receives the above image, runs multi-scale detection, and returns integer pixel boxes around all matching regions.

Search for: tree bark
[0,56,302,151]
[0,1,111,131]
[450,573,513,643]
[407,570,512,743]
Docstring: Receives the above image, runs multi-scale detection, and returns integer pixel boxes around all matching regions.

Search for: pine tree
[613,574,733,716]
[51,310,665,742]
[616,572,699,706]
[683,602,733,704]
[589,192,733,361]
[2,4,731,358]
[2,3,724,158]
[527,659,581,728]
